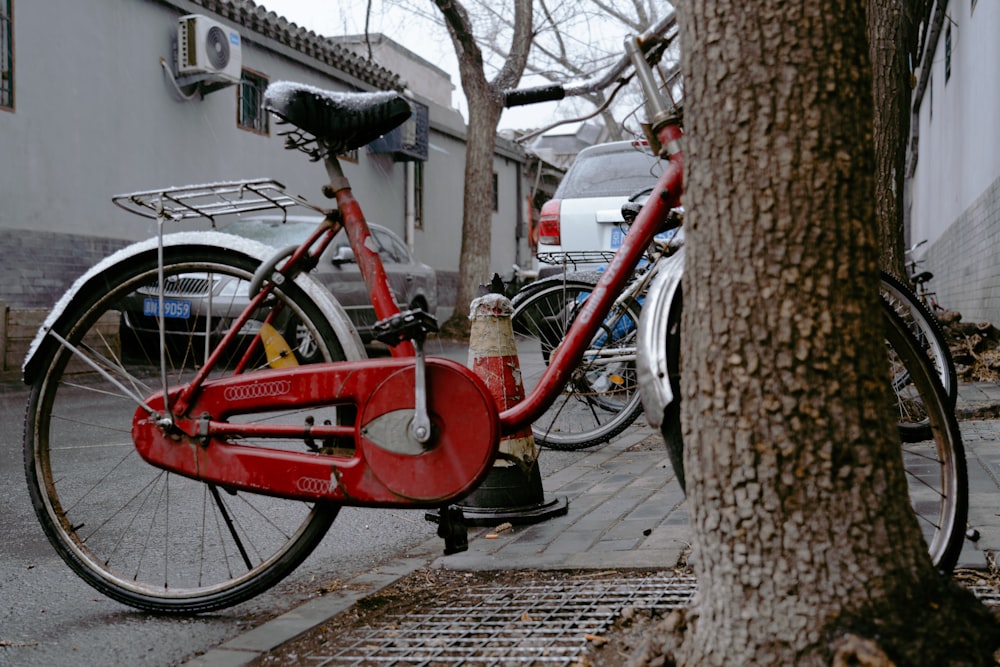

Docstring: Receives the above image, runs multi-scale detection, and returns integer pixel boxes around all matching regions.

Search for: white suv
[536,140,662,275]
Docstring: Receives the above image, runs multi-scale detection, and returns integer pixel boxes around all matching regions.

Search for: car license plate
[611,227,625,248]
[143,298,191,319]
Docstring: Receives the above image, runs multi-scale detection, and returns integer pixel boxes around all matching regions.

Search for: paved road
[0,379,446,667]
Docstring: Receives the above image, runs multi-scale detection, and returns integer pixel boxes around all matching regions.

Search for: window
[492,173,499,212]
[413,161,424,230]
[372,228,409,264]
[238,69,268,134]
[1,0,12,111]
[945,22,951,83]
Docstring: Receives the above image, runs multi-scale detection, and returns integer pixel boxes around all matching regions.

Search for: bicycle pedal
[372,309,439,347]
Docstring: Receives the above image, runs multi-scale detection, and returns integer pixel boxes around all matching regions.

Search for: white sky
[256,0,563,131]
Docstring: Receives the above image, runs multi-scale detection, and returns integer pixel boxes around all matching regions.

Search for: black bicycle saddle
[264,82,412,154]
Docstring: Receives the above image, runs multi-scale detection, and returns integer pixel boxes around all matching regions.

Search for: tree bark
[629,1,1000,664]
[433,0,532,338]
[869,0,912,280]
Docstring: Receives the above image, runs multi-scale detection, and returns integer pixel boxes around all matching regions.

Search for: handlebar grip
[503,84,566,108]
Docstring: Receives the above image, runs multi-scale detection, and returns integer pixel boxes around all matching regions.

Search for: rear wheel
[511,278,644,450]
[24,246,350,613]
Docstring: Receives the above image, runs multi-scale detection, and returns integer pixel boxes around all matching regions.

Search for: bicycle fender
[636,245,684,428]
[22,232,365,384]
[509,270,604,307]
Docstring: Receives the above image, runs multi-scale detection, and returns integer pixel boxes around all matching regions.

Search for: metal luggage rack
[536,250,616,269]
[111,178,323,226]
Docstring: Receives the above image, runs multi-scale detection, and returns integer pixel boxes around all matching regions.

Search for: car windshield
[556,146,662,199]
[221,219,316,246]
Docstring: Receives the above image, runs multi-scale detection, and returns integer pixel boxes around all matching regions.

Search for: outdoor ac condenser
[176,14,242,86]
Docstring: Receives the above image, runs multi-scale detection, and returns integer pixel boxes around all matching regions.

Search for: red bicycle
[22,12,964,613]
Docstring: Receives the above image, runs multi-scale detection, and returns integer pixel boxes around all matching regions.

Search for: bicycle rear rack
[111,178,323,226]
[110,178,327,420]
[536,251,616,270]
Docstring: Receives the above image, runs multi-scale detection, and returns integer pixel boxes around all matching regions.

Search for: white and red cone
[458,293,568,525]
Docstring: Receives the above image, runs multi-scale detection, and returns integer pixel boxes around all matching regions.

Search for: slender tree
[629,0,1000,664]
[431,0,532,337]
[869,0,918,279]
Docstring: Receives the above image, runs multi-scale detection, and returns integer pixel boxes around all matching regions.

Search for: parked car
[536,140,663,276]
[119,217,438,360]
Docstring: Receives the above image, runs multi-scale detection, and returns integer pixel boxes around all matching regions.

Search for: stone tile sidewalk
[185,384,1000,666]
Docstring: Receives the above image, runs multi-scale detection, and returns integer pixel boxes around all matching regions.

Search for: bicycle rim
[884,303,967,571]
[880,270,957,410]
[511,279,644,450]
[661,300,966,571]
[24,246,347,613]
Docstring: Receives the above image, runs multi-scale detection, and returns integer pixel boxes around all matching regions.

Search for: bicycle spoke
[209,485,254,571]
[25,246,345,612]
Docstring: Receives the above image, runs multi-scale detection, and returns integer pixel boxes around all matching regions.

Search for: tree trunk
[630,1,1000,664]
[448,85,503,335]
[432,0,532,338]
[869,0,911,280]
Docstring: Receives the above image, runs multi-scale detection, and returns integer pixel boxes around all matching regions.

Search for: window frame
[944,22,951,83]
[413,161,425,230]
[237,68,269,135]
[1,0,13,112]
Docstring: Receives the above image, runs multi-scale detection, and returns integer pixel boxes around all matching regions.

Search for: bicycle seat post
[321,152,351,197]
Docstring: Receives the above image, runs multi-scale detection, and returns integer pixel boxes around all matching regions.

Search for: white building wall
[0,0,525,309]
[908,1,1000,323]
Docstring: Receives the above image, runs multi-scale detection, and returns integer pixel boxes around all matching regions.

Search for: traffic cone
[456,293,568,526]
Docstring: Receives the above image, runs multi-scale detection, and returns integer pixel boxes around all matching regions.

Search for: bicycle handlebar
[502,10,677,109]
[504,84,567,108]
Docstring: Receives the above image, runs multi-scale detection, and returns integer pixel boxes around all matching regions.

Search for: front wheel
[511,278,644,450]
[24,245,351,613]
[880,270,957,441]
[660,300,967,572]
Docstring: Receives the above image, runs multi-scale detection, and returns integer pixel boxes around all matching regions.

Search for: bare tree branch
[492,0,533,90]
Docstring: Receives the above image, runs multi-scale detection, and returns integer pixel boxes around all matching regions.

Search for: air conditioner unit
[176,14,241,86]
[369,101,429,162]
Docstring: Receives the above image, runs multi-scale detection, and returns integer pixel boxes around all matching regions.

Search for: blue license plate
[143,298,191,319]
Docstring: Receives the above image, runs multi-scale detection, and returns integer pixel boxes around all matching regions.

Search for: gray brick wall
[923,176,1000,325]
[0,230,129,308]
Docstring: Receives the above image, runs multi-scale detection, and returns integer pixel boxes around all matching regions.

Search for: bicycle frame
[507,146,682,431]
[46,22,684,510]
[23,9,967,611]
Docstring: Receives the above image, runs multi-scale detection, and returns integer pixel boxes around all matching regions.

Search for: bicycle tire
[511,278,644,450]
[880,271,957,442]
[883,301,967,571]
[24,245,349,613]
[659,300,967,571]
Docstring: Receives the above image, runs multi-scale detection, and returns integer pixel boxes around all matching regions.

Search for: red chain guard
[132,357,500,507]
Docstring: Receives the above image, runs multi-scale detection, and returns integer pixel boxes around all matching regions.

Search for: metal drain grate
[301,572,1000,666]
[304,572,697,666]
